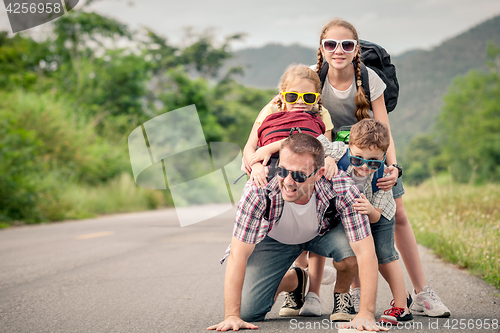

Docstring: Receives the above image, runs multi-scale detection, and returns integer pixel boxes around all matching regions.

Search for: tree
[436,43,500,183]
[181,28,245,79]
[0,32,51,89]
[401,134,442,185]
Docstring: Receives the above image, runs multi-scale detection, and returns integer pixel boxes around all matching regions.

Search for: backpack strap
[264,189,271,220]
[324,197,341,229]
[263,126,319,139]
[319,61,329,89]
[371,165,384,193]
[337,151,350,172]
[360,63,371,108]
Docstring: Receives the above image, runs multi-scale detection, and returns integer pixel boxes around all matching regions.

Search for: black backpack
[319,40,399,112]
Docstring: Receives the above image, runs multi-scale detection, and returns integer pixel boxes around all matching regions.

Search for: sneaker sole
[279,308,300,316]
[330,313,356,322]
[299,308,321,317]
[379,317,414,325]
[412,308,451,318]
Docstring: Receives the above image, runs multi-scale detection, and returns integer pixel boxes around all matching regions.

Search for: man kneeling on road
[208,133,385,332]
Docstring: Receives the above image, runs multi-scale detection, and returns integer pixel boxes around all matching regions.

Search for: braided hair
[275,64,323,112]
[316,18,370,121]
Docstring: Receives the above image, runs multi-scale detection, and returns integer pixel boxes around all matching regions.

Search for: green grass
[0,173,169,226]
[50,173,168,220]
[404,174,500,289]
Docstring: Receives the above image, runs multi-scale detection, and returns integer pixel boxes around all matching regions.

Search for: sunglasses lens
[284,92,299,104]
[367,161,382,170]
[291,171,307,183]
[350,156,364,167]
[277,166,288,178]
[303,93,317,104]
[341,41,356,52]
[277,166,307,183]
[323,40,338,52]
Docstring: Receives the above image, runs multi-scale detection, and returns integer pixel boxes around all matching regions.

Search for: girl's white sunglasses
[321,39,357,53]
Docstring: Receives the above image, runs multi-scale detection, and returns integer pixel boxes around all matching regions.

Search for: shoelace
[283,292,298,308]
[351,290,360,309]
[423,288,441,302]
[335,293,353,313]
[420,280,442,302]
[383,307,405,317]
[352,296,360,309]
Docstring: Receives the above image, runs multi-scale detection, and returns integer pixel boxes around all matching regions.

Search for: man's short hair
[349,119,390,153]
[280,133,325,169]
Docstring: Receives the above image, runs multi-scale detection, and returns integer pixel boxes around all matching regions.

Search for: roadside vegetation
[405,175,500,289]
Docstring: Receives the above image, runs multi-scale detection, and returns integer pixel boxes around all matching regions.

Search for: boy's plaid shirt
[344,164,396,221]
[220,174,371,264]
[317,135,396,220]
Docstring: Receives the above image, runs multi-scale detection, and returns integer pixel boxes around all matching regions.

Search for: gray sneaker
[279,267,308,316]
[350,287,360,313]
[411,282,451,317]
[299,292,322,316]
[330,292,356,322]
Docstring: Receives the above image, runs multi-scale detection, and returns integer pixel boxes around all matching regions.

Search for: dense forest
[1,9,500,225]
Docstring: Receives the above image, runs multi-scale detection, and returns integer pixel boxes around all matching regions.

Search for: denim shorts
[371,215,399,264]
[239,224,355,322]
[392,178,405,199]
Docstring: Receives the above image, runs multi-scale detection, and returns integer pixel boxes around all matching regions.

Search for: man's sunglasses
[321,39,358,53]
[348,148,386,170]
[277,165,319,183]
[282,92,319,105]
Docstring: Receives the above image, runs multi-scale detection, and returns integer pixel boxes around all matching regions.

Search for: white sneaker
[411,281,451,317]
[322,265,336,285]
[350,287,360,313]
[299,292,322,316]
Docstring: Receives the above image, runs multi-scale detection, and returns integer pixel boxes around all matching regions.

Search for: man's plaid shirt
[220,174,371,264]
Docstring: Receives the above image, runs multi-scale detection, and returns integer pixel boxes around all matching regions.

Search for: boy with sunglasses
[208,133,387,332]
[318,119,413,325]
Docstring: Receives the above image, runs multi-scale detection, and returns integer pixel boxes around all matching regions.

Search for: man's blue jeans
[239,223,355,321]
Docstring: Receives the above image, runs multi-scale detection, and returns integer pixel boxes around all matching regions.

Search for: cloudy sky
[2,0,500,55]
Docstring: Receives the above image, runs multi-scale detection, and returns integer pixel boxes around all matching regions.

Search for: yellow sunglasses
[282,92,319,105]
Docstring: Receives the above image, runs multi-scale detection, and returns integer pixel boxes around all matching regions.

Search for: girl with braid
[241,64,338,318]
[314,18,450,318]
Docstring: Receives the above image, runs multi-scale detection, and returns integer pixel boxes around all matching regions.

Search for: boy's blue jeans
[371,215,399,264]
[239,223,355,322]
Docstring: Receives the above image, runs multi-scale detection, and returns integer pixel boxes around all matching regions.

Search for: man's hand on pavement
[207,315,258,331]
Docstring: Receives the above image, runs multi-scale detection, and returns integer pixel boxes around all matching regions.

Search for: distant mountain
[390,14,500,147]
[223,43,317,89]
[223,15,500,148]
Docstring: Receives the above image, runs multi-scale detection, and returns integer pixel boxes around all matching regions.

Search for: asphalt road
[0,206,498,333]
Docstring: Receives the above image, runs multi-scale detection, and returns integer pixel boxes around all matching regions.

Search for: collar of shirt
[266,175,335,235]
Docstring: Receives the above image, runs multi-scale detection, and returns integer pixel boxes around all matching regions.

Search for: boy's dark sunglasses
[348,148,386,170]
[282,92,319,105]
[277,165,319,183]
